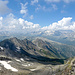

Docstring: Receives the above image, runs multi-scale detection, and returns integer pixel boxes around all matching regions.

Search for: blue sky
[0,0,75,33]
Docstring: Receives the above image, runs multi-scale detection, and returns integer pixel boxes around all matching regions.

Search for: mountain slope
[33,37,75,58]
[48,40,75,58]
[0,37,65,60]
[0,37,68,75]
[32,38,66,59]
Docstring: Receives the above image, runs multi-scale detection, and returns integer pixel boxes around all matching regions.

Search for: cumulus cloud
[31,0,38,5]
[0,13,40,32]
[0,17,3,20]
[1,13,75,35]
[20,2,28,17]
[0,0,11,15]
[23,21,40,29]
[42,17,75,31]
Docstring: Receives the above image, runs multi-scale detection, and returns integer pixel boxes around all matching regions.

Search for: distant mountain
[34,37,75,58]
[47,40,75,58]
[0,30,75,46]
[33,38,66,59]
[42,30,75,46]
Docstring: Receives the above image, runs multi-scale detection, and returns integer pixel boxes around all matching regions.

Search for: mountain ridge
[0,37,65,61]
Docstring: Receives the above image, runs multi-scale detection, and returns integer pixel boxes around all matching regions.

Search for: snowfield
[0,61,18,72]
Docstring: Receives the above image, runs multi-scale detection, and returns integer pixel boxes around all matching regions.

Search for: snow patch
[28,64,31,66]
[0,46,3,50]
[22,64,31,67]
[30,69,36,71]
[20,58,24,61]
[16,46,20,52]
[16,47,20,50]
[0,61,18,72]
[22,64,28,67]
[15,58,21,62]
[7,61,12,63]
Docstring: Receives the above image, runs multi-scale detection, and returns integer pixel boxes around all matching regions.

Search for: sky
[0,0,75,33]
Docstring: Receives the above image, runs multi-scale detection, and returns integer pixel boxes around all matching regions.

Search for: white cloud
[35,5,41,11]
[31,0,38,5]
[18,18,24,26]
[63,0,75,3]
[30,15,34,20]
[70,22,75,30]
[45,0,75,3]
[0,13,40,32]
[42,17,75,31]
[0,17,3,29]
[35,4,58,12]
[23,21,40,29]
[20,2,28,17]
[35,5,51,12]
[0,0,11,15]
[25,21,33,26]
[44,0,60,3]
[0,17,3,20]
[1,13,75,35]
[9,25,16,29]
[51,4,58,10]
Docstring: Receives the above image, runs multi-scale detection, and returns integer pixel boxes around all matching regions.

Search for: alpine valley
[0,33,75,75]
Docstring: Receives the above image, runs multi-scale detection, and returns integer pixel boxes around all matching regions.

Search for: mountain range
[0,37,65,60]
[0,37,75,75]
[0,30,75,46]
